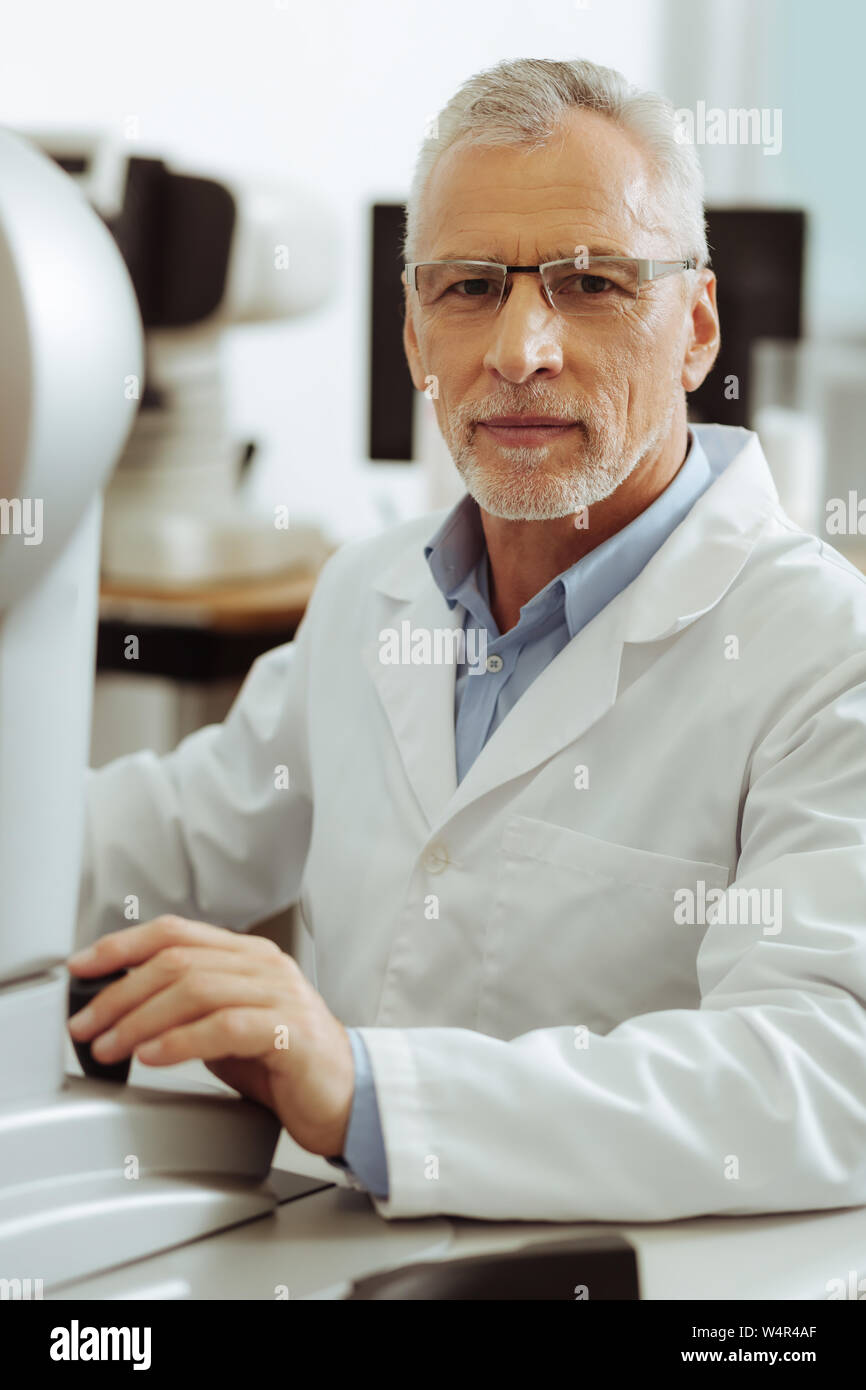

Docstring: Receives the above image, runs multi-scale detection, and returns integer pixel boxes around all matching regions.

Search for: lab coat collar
[622,424,779,642]
[363,425,780,827]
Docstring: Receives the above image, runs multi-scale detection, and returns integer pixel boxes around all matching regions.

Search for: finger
[68,946,284,1039]
[88,974,287,1065]
[67,916,284,975]
[135,1007,284,1067]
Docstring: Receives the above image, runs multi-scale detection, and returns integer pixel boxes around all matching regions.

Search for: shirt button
[486,654,504,673]
[423,842,450,874]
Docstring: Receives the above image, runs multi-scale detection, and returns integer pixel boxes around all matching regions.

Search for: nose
[482,272,565,383]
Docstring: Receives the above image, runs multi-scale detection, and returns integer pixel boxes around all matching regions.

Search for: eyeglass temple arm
[639,258,698,283]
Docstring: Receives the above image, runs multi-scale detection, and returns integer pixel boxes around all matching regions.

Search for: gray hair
[403,57,708,268]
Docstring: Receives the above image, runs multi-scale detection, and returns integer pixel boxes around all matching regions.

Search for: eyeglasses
[401,256,697,320]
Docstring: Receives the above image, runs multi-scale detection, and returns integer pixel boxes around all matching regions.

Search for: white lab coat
[77,424,866,1223]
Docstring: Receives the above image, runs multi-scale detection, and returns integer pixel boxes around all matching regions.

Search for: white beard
[443,387,678,522]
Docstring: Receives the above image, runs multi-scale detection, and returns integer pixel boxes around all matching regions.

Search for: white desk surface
[55,1051,866,1300]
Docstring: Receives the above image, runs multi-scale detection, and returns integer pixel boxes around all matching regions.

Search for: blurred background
[2,0,863,771]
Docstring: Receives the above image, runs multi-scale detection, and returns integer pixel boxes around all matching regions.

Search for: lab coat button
[423,842,449,874]
[486,654,504,672]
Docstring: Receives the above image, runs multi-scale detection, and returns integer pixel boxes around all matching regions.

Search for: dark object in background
[369,203,415,460]
[106,157,236,328]
[68,969,131,1083]
[367,203,806,456]
[47,149,237,408]
[690,208,805,428]
[346,1232,639,1299]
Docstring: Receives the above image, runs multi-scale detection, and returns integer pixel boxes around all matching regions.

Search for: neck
[481,414,689,635]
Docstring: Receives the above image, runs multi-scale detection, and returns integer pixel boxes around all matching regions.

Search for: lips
[479,416,578,446]
[483,416,574,427]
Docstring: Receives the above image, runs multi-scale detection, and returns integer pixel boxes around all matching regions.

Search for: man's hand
[67,915,355,1157]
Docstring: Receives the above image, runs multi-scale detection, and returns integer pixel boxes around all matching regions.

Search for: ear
[682,269,720,393]
[402,285,428,392]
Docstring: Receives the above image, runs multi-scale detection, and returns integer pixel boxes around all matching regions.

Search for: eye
[451,276,498,298]
[576,274,614,295]
[547,268,626,303]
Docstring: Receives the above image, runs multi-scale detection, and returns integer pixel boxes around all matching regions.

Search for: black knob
[68,969,131,1083]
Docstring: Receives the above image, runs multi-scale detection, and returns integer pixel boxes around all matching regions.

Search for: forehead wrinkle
[431,222,637,263]
[425,182,659,265]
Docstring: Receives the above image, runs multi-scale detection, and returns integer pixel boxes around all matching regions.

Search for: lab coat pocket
[477,815,730,1038]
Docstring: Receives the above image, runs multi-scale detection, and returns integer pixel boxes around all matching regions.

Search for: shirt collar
[424,487,486,608]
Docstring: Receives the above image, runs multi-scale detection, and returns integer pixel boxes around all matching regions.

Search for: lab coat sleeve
[74,579,319,950]
[358,654,866,1222]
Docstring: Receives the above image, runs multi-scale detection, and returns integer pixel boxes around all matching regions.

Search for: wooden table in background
[97,564,329,686]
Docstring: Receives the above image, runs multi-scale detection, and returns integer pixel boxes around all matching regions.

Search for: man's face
[403,108,718,520]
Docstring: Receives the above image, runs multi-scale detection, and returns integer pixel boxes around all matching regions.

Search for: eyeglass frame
[401,255,699,316]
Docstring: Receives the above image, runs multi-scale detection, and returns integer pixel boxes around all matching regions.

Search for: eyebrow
[429,245,630,263]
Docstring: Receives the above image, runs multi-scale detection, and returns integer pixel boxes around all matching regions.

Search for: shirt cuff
[324,1028,390,1198]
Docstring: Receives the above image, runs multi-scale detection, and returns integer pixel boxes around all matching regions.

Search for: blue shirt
[328,430,714,1198]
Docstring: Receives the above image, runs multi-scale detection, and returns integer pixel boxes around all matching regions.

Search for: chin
[466,479,587,522]
[477,500,578,522]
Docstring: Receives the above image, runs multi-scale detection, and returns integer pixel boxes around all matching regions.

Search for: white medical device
[0,128,287,1291]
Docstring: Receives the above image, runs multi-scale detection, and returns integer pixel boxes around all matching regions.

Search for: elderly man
[70,57,866,1223]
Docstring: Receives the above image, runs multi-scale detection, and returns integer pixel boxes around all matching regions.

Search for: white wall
[662,0,866,339]
[0,0,665,542]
